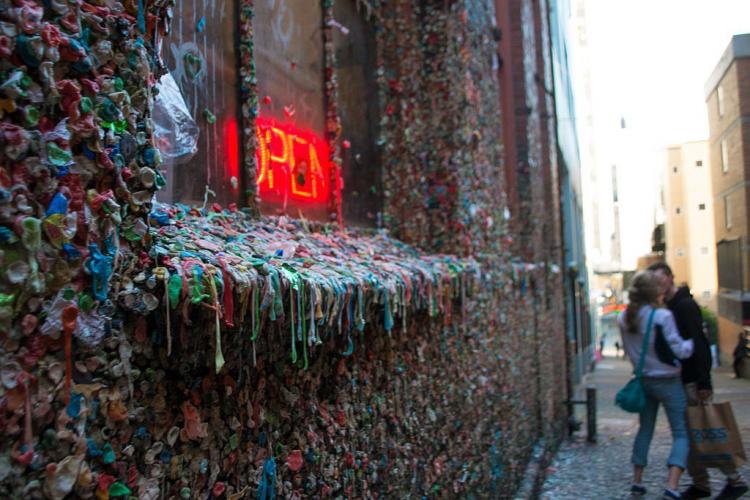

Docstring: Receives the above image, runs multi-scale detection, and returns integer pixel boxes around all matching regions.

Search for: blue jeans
[631,377,689,470]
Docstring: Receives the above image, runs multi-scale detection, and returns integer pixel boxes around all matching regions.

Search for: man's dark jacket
[666,286,712,390]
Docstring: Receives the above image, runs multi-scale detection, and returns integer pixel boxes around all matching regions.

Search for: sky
[573,0,750,272]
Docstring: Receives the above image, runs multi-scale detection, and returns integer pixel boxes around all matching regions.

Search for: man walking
[649,262,748,500]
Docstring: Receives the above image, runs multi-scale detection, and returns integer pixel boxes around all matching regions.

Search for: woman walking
[619,271,695,499]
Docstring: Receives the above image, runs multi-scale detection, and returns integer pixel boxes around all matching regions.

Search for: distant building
[705,34,750,359]
[664,141,717,310]
[635,224,667,272]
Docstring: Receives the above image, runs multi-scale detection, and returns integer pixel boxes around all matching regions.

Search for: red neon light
[255,117,332,206]
[223,117,240,191]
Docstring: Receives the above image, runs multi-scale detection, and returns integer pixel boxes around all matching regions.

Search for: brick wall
[708,56,750,357]
[709,61,748,249]
[492,0,568,446]
[380,0,568,492]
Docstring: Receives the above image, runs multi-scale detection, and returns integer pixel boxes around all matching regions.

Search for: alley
[541,359,750,499]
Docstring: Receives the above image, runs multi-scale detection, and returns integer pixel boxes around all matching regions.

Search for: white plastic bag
[153,73,198,163]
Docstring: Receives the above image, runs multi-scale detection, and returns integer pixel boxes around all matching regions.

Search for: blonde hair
[624,271,660,333]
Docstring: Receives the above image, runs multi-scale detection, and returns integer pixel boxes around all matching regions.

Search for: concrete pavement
[541,356,750,499]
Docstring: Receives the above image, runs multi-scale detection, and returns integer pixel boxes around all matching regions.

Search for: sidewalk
[541,357,750,499]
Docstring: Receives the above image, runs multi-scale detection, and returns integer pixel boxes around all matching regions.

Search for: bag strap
[635,308,657,377]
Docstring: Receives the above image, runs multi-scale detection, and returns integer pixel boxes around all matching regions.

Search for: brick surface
[708,54,750,360]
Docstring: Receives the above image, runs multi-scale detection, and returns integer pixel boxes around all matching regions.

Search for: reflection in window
[334,0,382,226]
[254,0,330,220]
[158,0,241,207]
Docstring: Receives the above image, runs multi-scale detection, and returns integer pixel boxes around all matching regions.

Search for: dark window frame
[238,0,381,225]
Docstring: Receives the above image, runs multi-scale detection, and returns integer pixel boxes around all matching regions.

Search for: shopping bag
[686,402,747,469]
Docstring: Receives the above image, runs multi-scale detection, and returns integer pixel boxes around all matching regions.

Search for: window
[721,140,729,173]
[699,203,706,210]
[250,0,379,223]
[677,248,684,257]
[702,291,711,300]
[334,0,381,226]
[155,0,380,224]
[157,0,241,206]
[718,84,725,117]
[673,166,678,173]
[695,160,703,167]
[676,207,681,215]
[725,195,732,229]
[701,247,708,255]
[254,0,330,220]
[717,239,742,290]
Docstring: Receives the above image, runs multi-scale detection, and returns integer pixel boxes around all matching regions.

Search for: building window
[717,239,742,290]
[250,0,380,223]
[676,207,681,215]
[725,196,732,229]
[157,0,241,206]
[721,140,729,173]
[699,203,706,210]
[718,84,725,117]
[702,290,711,300]
[701,246,709,255]
[673,166,678,173]
[696,160,703,167]
[334,0,381,226]
[253,0,330,220]
[677,248,684,257]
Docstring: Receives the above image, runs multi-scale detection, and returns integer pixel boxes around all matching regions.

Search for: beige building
[705,34,750,360]
[664,141,717,310]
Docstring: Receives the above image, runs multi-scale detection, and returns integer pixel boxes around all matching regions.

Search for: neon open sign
[255,117,332,206]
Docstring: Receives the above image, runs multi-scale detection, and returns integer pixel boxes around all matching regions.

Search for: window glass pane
[725,196,732,228]
[334,0,382,226]
[255,0,325,134]
[254,0,330,220]
[158,0,241,207]
[717,239,742,289]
